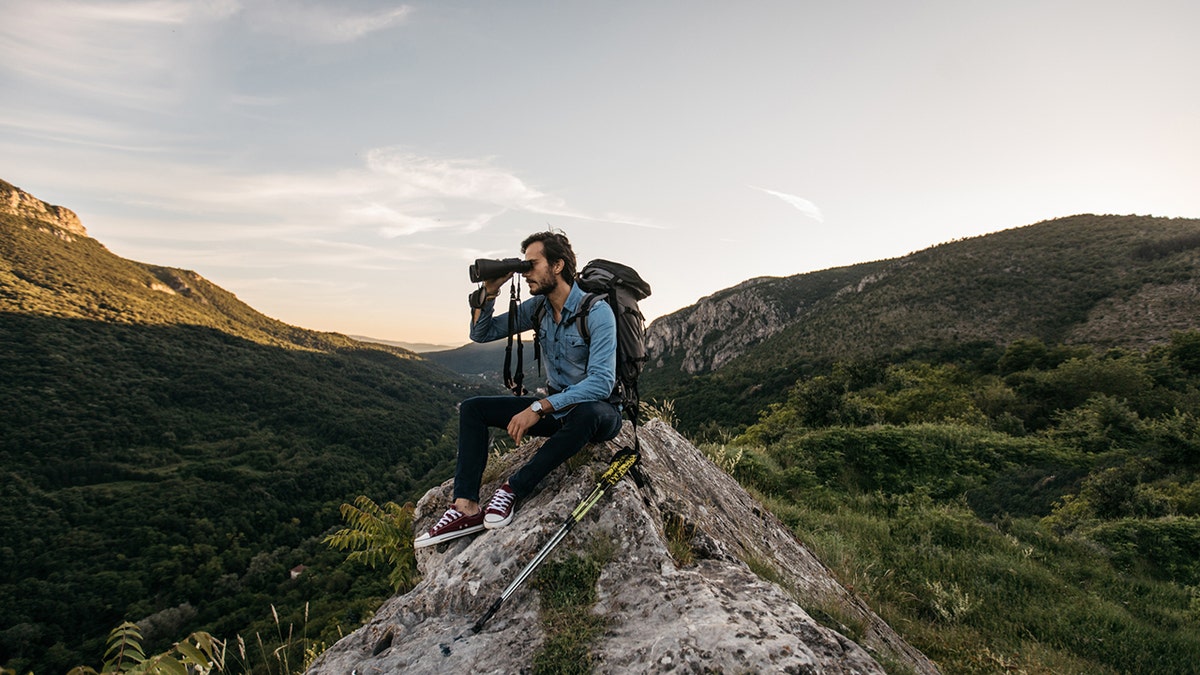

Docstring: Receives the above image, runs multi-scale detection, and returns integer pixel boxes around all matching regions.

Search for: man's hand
[484,273,513,296]
[507,407,541,445]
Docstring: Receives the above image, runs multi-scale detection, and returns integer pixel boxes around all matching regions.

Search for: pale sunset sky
[2,1,1198,345]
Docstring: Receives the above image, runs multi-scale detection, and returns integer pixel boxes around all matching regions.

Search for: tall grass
[749,480,1200,674]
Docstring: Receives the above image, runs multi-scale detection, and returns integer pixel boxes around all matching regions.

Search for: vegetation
[530,539,613,675]
[704,333,1200,673]
[0,209,486,674]
[65,622,223,675]
[323,497,419,593]
[9,184,1200,674]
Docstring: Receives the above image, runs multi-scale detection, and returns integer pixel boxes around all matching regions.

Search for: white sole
[483,514,513,529]
[414,523,485,548]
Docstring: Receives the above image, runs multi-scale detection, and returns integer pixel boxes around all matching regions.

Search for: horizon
[3,1,1199,344]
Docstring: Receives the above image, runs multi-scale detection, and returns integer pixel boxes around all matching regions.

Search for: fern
[325,495,419,591]
[67,621,224,675]
[106,621,147,673]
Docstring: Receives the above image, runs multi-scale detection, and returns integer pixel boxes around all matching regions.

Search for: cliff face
[647,278,791,375]
[307,420,939,675]
[0,180,87,238]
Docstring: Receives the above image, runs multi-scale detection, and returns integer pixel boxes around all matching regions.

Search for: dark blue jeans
[453,395,623,502]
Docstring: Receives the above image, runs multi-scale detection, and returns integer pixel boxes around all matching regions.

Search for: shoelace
[488,488,515,513]
[433,508,464,529]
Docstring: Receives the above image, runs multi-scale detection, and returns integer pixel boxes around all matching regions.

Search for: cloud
[0,0,241,113]
[244,1,413,44]
[366,149,557,208]
[750,185,824,223]
[0,0,409,117]
[361,148,666,231]
[26,143,662,281]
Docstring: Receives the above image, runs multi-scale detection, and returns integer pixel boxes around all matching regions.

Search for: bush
[1086,517,1200,585]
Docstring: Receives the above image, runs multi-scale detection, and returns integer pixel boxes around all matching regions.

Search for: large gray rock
[307,419,939,674]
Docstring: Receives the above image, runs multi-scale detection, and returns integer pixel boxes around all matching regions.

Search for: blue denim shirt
[470,283,617,414]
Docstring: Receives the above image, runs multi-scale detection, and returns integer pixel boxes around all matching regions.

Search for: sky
[2,1,1199,346]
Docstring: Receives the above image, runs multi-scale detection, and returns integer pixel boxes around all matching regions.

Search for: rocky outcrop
[307,420,939,675]
[648,278,790,375]
[0,179,87,238]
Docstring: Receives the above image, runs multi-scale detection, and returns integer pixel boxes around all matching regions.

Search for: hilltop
[643,214,1200,433]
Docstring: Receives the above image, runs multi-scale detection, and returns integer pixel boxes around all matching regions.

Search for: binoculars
[469,257,533,283]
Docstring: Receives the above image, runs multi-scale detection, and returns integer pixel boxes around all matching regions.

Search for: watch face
[532,401,542,413]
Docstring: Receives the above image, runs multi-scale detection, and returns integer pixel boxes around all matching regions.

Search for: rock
[648,278,790,375]
[0,179,87,238]
[306,419,940,675]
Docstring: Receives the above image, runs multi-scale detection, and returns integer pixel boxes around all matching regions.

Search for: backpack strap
[531,296,548,377]
[567,292,605,344]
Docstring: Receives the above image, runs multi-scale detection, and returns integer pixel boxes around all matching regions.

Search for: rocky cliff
[307,420,939,674]
[0,179,87,239]
[644,262,891,379]
[647,278,791,375]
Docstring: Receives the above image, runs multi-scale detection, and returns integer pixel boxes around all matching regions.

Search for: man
[415,231,622,548]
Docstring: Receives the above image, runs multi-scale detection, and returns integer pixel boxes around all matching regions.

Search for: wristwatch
[531,400,547,416]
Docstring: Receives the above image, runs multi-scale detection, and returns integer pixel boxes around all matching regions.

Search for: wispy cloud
[0,0,411,117]
[359,147,665,232]
[0,0,240,114]
[75,146,662,248]
[243,1,413,44]
[750,185,824,223]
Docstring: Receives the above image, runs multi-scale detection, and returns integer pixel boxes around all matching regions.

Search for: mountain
[350,335,455,354]
[0,180,480,674]
[643,214,1200,431]
[308,420,939,674]
[423,339,511,380]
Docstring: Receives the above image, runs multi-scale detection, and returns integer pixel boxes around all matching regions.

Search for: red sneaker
[484,483,517,529]
[414,506,484,548]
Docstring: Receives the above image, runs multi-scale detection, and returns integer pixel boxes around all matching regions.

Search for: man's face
[523,241,560,296]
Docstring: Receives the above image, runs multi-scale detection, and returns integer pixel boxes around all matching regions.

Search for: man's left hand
[507,407,540,445]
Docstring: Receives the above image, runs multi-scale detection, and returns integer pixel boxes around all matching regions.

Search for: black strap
[571,292,605,343]
[503,281,526,396]
[531,297,546,378]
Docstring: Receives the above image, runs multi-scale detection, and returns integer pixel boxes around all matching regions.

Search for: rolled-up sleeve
[470,296,539,343]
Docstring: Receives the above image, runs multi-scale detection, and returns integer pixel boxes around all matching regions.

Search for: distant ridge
[642,213,1200,426]
[350,335,456,353]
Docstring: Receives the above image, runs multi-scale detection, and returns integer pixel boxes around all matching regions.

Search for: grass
[751,486,1200,674]
[663,513,696,567]
[530,538,614,675]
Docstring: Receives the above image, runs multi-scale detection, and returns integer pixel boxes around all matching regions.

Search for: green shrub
[1086,516,1200,585]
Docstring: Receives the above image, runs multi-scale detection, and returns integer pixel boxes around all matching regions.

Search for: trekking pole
[471,447,640,633]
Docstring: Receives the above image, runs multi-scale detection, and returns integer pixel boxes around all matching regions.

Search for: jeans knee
[566,401,622,441]
[459,396,490,419]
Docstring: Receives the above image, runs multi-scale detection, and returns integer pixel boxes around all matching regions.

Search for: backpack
[532,259,652,419]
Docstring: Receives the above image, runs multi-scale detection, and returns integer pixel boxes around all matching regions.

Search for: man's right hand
[484,272,513,296]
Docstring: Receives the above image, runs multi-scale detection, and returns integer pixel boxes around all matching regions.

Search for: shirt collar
[561,282,585,319]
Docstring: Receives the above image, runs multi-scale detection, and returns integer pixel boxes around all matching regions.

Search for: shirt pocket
[564,334,589,363]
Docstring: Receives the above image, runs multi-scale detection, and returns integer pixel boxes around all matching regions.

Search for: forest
[0,313,478,675]
[690,332,1200,673]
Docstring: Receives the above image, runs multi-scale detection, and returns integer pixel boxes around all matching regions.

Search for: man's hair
[521,231,577,284]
